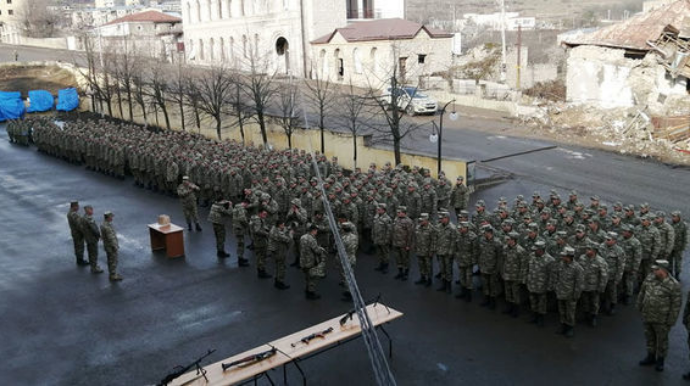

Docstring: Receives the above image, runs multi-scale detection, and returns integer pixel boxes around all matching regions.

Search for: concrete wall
[17,37,69,50]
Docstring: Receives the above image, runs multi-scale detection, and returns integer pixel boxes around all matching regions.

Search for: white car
[381,87,438,116]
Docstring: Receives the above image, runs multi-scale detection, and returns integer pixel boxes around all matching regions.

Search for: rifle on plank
[339,293,387,326]
[290,326,334,347]
[157,349,215,386]
[222,346,277,371]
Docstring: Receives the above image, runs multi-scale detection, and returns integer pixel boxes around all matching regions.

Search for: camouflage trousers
[417,254,432,279]
[233,227,246,259]
[638,259,653,284]
[644,323,671,358]
[620,271,637,298]
[106,247,118,276]
[254,244,268,272]
[71,233,85,261]
[212,223,226,252]
[670,250,684,277]
[558,299,578,326]
[481,273,500,297]
[438,254,453,281]
[504,280,521,304]
[375,244,390,265]
[271,249,287,282]
[392,247,410,269]
[182,202,199,224]
[86,242,99,269]
[303,269,318,293]
[579,291,601,316]
[603,280,619,308]
[292,236,302,260]
[529,292,548,315]
[457,265,473,290]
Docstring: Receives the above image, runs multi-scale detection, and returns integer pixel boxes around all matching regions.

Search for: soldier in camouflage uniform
[232,200,250,267]
[683,288,690,380]
[420,180,438,222]
[340,222,359,299]
[670,211,688,279]
[437,177,452,212]
[638,215,662,283]
[414,213,436,287]
[619,224,642,304]
[601,232,626,315]
[268,219,292,290]
[552,247,584,337]
[372,204,392,273]
[478,225,503,309]
[67,201,89,266]
[402,185,422,222]
[301,225,327,300]
[392,206,415,281]
[526,241,554,327]
[654,211,675,261]
[100,211,122,281]
[578,243,609,327]
[435,211,456,292]
[286,199,308,268]
[502,232,528,317]
[450,176,469,219]
[637,260,682,372]
[208,199,233,258]
[81,205,103,274]
[454,222,477,301]
[472,200,490,230]
[250,210,271,279]
[177,176,202,231]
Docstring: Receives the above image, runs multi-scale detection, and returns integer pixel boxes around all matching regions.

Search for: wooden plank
[149,223,185,235]
[170,304,403,386]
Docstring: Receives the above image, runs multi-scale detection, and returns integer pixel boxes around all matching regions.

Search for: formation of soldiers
[67,200,122,281]
[5,119,32,146]
[14,116,690,375]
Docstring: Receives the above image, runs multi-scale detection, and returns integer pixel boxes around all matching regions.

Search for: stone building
[0,0,24,44]
[181,0,346,77]
[310,18,453,89]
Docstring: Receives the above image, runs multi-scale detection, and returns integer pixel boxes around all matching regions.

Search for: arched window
[242,35,247,58]
[198,38,204,60]
[185,2,192,24]
[220,37,225,61]
[195,0,201,23]
[353,48,362,74]
[209,38,215,60]
[229,36,234,63]
[319,49,328,78]
[188,39,195,60]
[205,0,212,21]
[225,0,232,18]
[370,47,378,74]
[254,33,259,57]
[334,49,343,78]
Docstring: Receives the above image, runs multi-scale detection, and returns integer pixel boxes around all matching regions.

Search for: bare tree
[239,46,277,145]
[194,64,235,139]
[74,34,105,114]
[185,77,203,131]
[147,60,172,130]
[19,0,62,38]
[168,61,190,131]
[227,74,253,144]
[116,38,139,122]
[304,68,335,154]
[277,77,301,149]
[132,71,148,124]
[336,82,374,169]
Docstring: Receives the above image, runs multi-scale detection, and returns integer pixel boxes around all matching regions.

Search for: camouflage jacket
[454,230,478,267]
[414,223,437,256]
[249,215,270,247]
[67,210,83,237]
[208,202,232,224]
[502,244,528,282]
[638,224,662,261]
[420,189,438,216]
[177,182,199,204]
[81,214,101,244]
[300,233,326,270]
[392,216,415,248]
[672,220,688,254]
[403,192,422,220]
[551,260,585,300]
[637,274,682,326]
[526,253,555,293]
[435,222,457,256]
[656,221,676,257]
[577,254,609,293]
[100,221,119,251]
[231,204,249,232]
[450,184,469,209]
[268,226,292,253]
[477,236,503,275]
[601,244,626,283]
[372,213,392,246]
[286,207,308,236]
[621,235,643,273]
[342,232,359,265]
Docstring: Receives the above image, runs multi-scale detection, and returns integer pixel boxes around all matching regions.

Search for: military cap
[672,211,682,217]
[625,205,635,211]
[291,198,301,207]
[640,203,650,209]
[516,194,525,200]
[611,213,620,219]
[542,208,552,214]
[308,224,319,231]
[439,211,450,219]
[84,205,93,211]
[613,201,623,208]
[518,202,527,208]
[606,232,618,240]
[590,195,600,201]
[587,218,600,224]
[508,231,520,240]
[533,240,546,250]
[70,200,79,206]
[652,259,670,271]
[420,213,429,220]
[522,213,532,220]
[378,203,387,209]
[459,221,470,228]
[459,210,469,217]
[641,214,652,221]
[182,176,189,180]
[569,190,578,196]
[599,204,608,210]
[342,222,355,231]
[481,225,494,232]
[561,247,576,256]
[397,206,407,213]
[456,176,464,181]
[565,211,575,217]
[423,178,432,186]
[550,189,558,196]
[498,196,507,203]
[575,202,584,208]
[586,242,599,251]
[104,211,113,218]
[528,223,539,230]
[655,211,666,218]
[502,218,516,225]
[475,200,486,207]
[261,193,271,200]
[556,231,568,238]
[621,224,633,232]
[576,224,586,232]
[547,219,557,226]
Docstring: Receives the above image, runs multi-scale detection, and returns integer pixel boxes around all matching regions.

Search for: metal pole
[438,100,455,175]
[500,0,507,83]
[517,25,522,90]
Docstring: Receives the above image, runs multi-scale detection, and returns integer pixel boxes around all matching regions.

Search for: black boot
[306,291,321,300]
[394,269,403,280]
[682,371,690,380]
[446,280,452,293]
[290,258,301,268]
[488,297,496,310]
[639,353,656,366]
[401,269,409,281]
[274,281,290,290]
[238,258,250,267]
[564,326,574,338]
[435,272,442,279]
[590,315,598,327]
[530,312,539,324]
[375,262,385,271]
[503,304,514,315]
[76,259,90,266]
[481,296,490,307]
[655,357,665,372]
[555,323,566,335]
[437,280,448,292]
[217,251,228,258]
[195,223,202,231]
[455,288,466,299]
[465,291,472,303]
[415,276,426,285]
[188,222,192,231]
[381,263,389,274]
[425,277,432,287]
[257,269,272,279]
[511,305,520,318]
[536,315,545,327]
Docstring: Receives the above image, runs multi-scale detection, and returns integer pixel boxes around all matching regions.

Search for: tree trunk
[216,117,222,140]
[393,138,402,166]
[353,134,357,170]
[258,112,268,144]
[320,126,325,154]
[126,87,133,121]
[115,85,123,118]
[161,100,171,130]
[287,132,292,149]
[178,98,185,131]
[239,118,245,144]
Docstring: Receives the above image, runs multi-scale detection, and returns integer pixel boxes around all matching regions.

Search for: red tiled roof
[104,10,181,26]
[563,0,690,51]
[311,18,453,44]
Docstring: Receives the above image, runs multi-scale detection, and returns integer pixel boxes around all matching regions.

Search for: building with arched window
[182,0,346,76]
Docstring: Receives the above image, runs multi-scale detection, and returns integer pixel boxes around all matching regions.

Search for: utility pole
[516,25,521,90]
[500,0,507,83]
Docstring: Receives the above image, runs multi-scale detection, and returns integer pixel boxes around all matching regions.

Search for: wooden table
[171,303,403,386]
[148,223,185,258]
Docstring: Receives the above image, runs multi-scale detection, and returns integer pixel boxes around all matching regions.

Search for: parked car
[380,86,438,116]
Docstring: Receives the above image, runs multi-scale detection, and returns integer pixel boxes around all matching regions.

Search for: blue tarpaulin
[56,88,79,112]
[27,90,55,113]
[0,91,25,122]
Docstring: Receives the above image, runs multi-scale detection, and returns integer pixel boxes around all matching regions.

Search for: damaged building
[563,0,690,116]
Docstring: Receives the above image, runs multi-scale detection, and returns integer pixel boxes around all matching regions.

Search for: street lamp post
[430,100,458,175]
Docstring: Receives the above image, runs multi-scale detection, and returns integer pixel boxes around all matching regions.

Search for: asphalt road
[1,120,690,385]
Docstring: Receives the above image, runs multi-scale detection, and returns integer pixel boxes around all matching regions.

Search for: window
[276,37,288,56]
[370,47,378,73]
[8,9,13,15]
[417,54,426,64]
[353,48,362,74]
[7,0,12,4]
